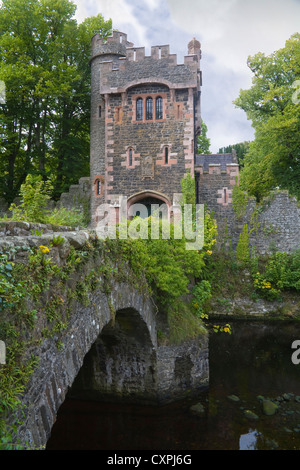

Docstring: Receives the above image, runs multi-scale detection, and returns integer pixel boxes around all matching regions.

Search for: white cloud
[165,0,300,150]
[167,0,300,73]
[71,0,299,151]
[73,0,149,46]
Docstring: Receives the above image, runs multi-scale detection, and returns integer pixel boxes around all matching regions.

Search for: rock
[295,396,300,403]
[227,394,240,402]
[189,402,205,416]
[262,399,278,416]
[65,231,89,249]
[244,410,259,420]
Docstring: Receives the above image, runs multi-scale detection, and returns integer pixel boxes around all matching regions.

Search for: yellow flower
[206,250,212,255]
[224,327,230,333]
[39,245,50,254]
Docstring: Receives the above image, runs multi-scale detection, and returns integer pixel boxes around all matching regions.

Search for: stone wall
[216,190,300,254]
[246,191,300,254]
[57,176,90,213]
[104,84,191,205]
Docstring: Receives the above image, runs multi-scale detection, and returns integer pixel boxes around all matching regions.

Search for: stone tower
[89,30,202,227]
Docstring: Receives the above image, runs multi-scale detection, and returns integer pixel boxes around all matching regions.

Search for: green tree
[0,0,112,203]
[218,141,250,167]
[233,33,300,201]
[197,119,211,154]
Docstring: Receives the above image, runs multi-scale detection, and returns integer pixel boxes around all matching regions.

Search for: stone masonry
[89,31,203,226]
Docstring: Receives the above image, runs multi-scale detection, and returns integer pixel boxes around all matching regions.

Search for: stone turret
[90,30,133,64]
[188,37,201,57]
[90,31,133,218]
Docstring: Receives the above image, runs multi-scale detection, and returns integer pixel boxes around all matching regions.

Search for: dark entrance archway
[127,191,171,220]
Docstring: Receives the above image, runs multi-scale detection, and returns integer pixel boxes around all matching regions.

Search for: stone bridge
[1,223,209,450]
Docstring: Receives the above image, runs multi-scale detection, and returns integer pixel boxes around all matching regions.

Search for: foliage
[197,119,211,154]
[252,250,300,300]
[192,280,212,321]
[167,301,207,344]
[232,183,248,219]
[236,224,251,266]
[234,33,300,201]
[0,252,26,311]
[5,174,87,227]
[46,206,87,227]
[180,171,196,206]
[9,174,52,223]
[0,0,112,203]
[116,213,217,308]
[218,142,250,167]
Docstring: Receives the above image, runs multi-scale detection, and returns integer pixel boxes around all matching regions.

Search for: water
[46,320,300,450]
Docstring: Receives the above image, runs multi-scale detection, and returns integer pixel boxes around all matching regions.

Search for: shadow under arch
[67,307,157,404]
[127,190,171,220]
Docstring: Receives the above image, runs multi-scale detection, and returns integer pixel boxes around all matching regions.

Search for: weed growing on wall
[236,224,251,266]
[232,182,248,219]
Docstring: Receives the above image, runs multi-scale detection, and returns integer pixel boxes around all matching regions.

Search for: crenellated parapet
[195,153,239,211]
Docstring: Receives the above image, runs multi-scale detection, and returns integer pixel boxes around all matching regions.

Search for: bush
[116,212,217,308]
[9,175,52,224]
[252,250,300,299]
[6,175,87,228]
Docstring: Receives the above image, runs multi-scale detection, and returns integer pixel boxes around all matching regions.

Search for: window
[97,180,102,196]
[128,148,133,166]
[134,95,165,122]
[156,97,163,120]
[136,98,143,121]
[99,106,102,118]
[146,97,153,120]
[94,175,104,197]
[165,147,169,165]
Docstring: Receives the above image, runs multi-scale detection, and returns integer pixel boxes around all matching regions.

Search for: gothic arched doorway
[127,191,171,220]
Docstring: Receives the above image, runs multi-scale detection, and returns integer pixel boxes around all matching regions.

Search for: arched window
[146,97,153,120]
[94,175,104,197]
[136,98,143,121]
[156,96,163,120]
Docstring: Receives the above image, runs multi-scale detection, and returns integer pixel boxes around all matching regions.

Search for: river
[46,320,300,450]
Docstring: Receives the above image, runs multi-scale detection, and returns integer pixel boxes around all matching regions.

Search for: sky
[73,0,300,152]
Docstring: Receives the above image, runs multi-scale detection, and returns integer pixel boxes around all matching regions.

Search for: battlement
[91,30,201,69]
[91,31,131,61]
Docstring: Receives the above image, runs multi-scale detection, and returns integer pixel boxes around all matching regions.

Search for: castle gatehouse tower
[89,31,202,227]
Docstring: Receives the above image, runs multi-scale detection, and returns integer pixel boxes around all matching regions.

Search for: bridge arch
[12,281,158,449]
[9,252,208,450]
[68,307,157,403]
